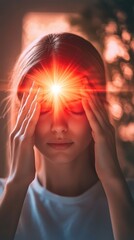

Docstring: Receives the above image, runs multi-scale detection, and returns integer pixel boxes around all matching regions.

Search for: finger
[23,102,40,138]
[93,91,109,116]
[18,81,36,114]
[18,86,41,124]
[14,87,41,133]
[81,81,108,109]
[82,98,102,134]
[80,83,93,99]
[85,95,106,131]
[19,98,37,132]
[88,83,109,115]
[19,82,38,115]
[19,92,28,109]
[82,97,114,142]
[89,93,110,128]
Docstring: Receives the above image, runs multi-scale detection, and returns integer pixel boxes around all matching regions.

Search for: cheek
[78,119,92,144]
[68,115,92,146]
[34,114,92,143]
[35,116,51,139]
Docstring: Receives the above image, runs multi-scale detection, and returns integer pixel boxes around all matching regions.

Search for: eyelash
[40,109,84,115]
[40,101,85,116]
[40,110,51,115]
[66,109,84,115]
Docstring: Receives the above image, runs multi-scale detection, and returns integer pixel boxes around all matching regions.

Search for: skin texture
[8,82,41,185]
[34,81,98,196]
[82,92,121,180]
[35,100,93,164]
[0,76,134,240]
[82,93,134,240]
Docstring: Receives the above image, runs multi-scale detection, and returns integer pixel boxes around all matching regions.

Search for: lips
[47,142,74,150]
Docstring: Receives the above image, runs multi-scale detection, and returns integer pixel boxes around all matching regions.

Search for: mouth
[47,142,74,150]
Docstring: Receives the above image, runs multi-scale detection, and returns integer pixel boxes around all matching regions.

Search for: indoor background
[0,0,134,178]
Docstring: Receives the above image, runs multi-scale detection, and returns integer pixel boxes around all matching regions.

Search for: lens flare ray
[26,62,86,110]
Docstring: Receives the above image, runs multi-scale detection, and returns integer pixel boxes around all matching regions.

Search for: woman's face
[23,66,93,164]
[34,96,92,164]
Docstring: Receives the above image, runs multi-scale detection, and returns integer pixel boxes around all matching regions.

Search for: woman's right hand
[8,82,41,186]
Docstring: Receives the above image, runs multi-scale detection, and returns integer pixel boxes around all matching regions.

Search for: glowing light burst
[51,83,62,96]
[26,62,87,117]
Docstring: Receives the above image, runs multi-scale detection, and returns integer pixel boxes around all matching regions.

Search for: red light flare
[21,61,105,119]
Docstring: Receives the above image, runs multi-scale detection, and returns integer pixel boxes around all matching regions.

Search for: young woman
[0,33,134,240]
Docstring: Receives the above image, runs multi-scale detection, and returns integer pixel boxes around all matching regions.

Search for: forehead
[21,63,89,92]
[18,58,104,104]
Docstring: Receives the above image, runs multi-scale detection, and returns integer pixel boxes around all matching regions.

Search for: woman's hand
[8,82,41,186]
[82,92,122,183]
[82,92,134,240]
[0,82,41,240]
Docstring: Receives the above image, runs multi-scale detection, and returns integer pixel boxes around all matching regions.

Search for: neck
[37,148,98,197]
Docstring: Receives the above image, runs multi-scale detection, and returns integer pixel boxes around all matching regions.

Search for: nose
[51,111,68,134]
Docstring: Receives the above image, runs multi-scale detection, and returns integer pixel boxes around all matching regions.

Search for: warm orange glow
[26,61,92,117]
[118,123,134,142]
[107,95,123,120]
[105,21,117,34]
[120,63,133,80]
[122,30,131,42]
[51,83,62,96]
[112,72,124,88]
[104,35,130,63]
[22,12,83,49]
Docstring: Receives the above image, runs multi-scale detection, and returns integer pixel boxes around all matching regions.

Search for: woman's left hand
[82,92,122,183]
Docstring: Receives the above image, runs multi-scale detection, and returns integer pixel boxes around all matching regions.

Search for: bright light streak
[26,61,90,118]
[50,83,62,96]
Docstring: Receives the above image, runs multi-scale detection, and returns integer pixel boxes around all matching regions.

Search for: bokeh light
[118,123,134,142]
[104,35,130,63]
[22,12,82,48]
[22,10,134,145]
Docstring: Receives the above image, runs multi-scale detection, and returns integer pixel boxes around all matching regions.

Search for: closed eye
[40,102,52,114]
[65,101,85,115]
[69,110,84,115]
[40,100,85,115]
[40,109,51,114]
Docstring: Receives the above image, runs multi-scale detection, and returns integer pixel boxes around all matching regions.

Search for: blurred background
[0,0,134,178]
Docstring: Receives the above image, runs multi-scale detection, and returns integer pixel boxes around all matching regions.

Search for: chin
[44,152,77,164]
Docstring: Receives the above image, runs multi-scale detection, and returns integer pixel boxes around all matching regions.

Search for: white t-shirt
[0,177,134,240]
